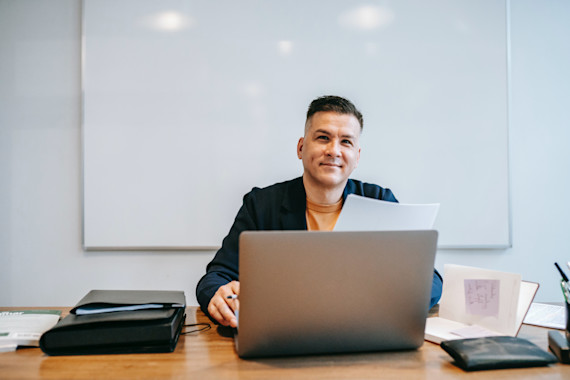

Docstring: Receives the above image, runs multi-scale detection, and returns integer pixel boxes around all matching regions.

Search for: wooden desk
[0,306,567,379]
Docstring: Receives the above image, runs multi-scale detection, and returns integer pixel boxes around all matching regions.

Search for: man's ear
[297,137,304,159]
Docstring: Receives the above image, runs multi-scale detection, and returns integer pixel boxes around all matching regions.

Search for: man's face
[297,111,361,190]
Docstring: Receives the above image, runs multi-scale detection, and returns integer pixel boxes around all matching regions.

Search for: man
[196,95,443,327]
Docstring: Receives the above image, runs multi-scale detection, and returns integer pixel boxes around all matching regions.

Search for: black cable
[182,323,211,334]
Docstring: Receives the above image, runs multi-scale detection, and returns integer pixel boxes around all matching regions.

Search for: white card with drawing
[464,279,500,317]
[424,264,539,344]
[439,264,520,335]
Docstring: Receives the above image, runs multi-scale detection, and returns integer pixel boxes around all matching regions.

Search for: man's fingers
[208,301,232,326]
[208,294,237,327]
[207,306,228,326]
[207,299,226,325]
[207,282,240,327]
[221,281,240,312]
[229,281,240,295]
[217,298,236,324]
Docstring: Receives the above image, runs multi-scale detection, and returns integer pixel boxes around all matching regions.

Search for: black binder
[40,290,186,355]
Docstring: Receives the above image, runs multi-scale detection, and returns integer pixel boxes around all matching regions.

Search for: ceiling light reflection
[339,5,395,31]
[145,11,192,31]
[278,40,294,56]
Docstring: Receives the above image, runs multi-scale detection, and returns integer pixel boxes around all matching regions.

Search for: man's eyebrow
[315,129,355,139]
[312,129,357,140]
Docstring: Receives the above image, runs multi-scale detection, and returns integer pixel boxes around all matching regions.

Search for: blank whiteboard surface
[83,0,510,249]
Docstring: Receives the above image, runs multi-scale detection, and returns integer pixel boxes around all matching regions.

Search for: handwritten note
[464,279,500,317]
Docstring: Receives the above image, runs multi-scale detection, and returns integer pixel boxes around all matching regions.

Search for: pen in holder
[548,263,570,363]
[554,262,570,341]
[563,280,570,342]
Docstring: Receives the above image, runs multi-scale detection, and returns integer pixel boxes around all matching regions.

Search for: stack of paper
[523,303,566,330]
[334,194,440,231]
[0,310,61,352]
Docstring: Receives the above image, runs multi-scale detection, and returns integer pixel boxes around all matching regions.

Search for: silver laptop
[236,230,438,358]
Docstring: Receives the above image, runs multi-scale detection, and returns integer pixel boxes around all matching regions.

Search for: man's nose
[325,140,341,157]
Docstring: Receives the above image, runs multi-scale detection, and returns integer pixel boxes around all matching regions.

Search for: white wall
[436,0,570,301]
[1,0,569,306]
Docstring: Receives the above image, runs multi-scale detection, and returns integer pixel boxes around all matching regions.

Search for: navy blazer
[196,177,442,317]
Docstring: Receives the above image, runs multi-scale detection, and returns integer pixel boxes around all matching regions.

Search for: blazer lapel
[280,177,307,230]
[279,177,357,230]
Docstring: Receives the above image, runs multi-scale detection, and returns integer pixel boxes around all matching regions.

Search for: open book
[425,264,539,344]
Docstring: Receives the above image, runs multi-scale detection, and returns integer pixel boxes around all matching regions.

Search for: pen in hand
[226,294,239,327]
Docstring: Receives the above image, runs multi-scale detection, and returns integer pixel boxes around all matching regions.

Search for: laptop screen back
[236,230,438,358]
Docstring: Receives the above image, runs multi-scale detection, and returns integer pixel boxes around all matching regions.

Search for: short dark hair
[305,95,363,131]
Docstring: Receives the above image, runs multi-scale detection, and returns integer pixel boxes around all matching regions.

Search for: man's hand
[207,281,240,328]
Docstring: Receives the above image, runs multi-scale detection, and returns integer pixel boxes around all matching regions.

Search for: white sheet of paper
[450,325,503,339]
[74,303,166,315]
[334,194,439,231]
[523,302,566,330]
[425,317,470,343]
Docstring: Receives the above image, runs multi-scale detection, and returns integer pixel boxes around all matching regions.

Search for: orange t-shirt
[305,197,343,231]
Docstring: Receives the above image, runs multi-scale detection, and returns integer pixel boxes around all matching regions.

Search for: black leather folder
[40,290,186,355]
[70,289,186,315]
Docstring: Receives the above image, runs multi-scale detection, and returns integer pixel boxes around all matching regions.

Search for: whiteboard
[83,0,510,249]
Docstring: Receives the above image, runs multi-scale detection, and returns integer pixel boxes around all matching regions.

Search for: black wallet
[440,336,557,371]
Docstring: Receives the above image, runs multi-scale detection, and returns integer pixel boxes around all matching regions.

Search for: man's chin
[313,174,347,189]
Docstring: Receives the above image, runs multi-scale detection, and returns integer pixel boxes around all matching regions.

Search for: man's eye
[342,139,353,145]
[317,135,329,140]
